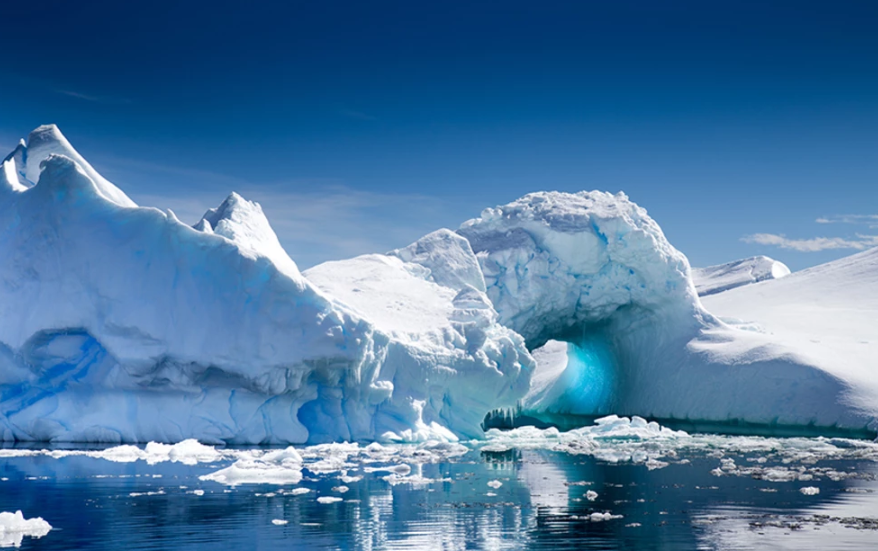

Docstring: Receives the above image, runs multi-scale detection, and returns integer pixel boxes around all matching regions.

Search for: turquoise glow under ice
[556,337,616,415]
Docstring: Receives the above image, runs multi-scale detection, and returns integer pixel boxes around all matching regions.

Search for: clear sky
[1,0,876,270]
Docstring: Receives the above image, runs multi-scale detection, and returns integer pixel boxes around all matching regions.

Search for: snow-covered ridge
[2,124,136,207]
[692,255,791,296]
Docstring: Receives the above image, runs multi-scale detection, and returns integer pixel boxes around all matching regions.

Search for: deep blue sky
[1,0,877,270]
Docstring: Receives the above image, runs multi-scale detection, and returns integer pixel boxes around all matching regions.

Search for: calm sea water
[1,441,876,550]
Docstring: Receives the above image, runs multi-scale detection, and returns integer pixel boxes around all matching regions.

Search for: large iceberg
[458,192,877,435]
[0,126,529,444]
[0,125,875,444]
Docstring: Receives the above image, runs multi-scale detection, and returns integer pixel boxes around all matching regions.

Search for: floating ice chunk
[586,490,598,501]
[332,486,349,494]
[382,474,450,487]
[271,519,289,526]
[199,460,303,486]
[317,497,343,504]
[0,511,52,547]
[144,440,223,465]
[290,488,311,496]
[261,447,304,465]
[800,486,820,495]
[487,480,503,489]
[589,512,622,522]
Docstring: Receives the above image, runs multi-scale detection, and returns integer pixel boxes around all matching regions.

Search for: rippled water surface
[2,421,878,550]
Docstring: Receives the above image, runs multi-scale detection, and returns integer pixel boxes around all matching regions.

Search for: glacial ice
[692,255,791,296]
[0,124,876,445]
[0,126,529,444]
[461,192,876,434]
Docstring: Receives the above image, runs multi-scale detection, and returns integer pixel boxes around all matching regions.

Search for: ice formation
[0,511,52,548]
[692,256,791,296]
[460,193,877,433]
[0,124,875,444]
[0,126,529,444]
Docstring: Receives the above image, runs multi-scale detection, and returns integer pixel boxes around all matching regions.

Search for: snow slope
[701,248,878,420]
[304,234,532,441]
[692,256,791,296]
[0,126,530,444]
[460,192,877,435]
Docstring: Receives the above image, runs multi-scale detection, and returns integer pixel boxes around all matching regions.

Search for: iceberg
[0,125,875,444]
[0,126,529,444]
[459,192,877,435]
[692,256,791,296]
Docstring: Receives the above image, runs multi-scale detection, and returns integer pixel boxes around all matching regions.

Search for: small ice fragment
[800,486,820,495]
[589,512,622,522]
[192,490,205,496]
[291,488,311,496]
[586,490,598,501]
[271,519,289,526]
[487,480,502,489]
[332,486,349,494]
[0,510,53,546]
[317,496,343,504]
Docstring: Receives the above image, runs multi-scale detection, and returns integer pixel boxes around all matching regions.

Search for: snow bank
[0,126,531,444]
[0,511,52,548]
[692,256,791,296]
[701,247,878,421]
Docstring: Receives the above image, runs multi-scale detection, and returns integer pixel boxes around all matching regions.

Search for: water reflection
[0,444,875,550]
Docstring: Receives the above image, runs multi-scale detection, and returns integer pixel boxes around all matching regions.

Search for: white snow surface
[304,237,532,442]
[692,255,791,296]
[0,126,530,444]
[701,247,878,422]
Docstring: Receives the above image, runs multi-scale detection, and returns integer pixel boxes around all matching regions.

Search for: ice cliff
[0,125,875,444]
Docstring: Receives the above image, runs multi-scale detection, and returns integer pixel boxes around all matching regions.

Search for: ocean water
[1,425,877,550]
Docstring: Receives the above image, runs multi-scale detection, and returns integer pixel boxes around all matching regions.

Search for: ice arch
[460,192,874,434]
[457,191,701,350]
